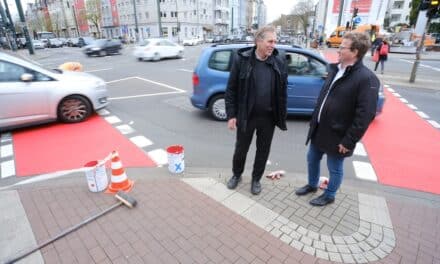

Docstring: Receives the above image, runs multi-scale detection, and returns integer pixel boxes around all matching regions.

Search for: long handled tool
[4,191,137,264]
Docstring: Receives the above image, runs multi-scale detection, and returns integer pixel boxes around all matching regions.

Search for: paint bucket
[84,160,108,192]
[167,145,184,174]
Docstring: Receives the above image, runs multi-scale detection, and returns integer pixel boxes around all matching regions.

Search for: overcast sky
[265,0,297,23]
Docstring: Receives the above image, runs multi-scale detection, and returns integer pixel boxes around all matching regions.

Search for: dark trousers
[232,114,275,182]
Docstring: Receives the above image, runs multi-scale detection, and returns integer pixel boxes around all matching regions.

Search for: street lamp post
[71,3,80,36]
[175,0,180,43]
[156,0,162,37]
[132,0,139,42]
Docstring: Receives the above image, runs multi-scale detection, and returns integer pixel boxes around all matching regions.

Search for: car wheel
[99,50,107,56]
[177,50,183,59]
[137,57,143,61]
[153,53,160,61]
[326,42,331,48]
[58,95,92,123]
[209,94,227,121]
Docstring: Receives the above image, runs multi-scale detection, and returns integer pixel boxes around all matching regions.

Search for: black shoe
[227,175,241,189]
[309,194,335,206]
[295,184,318,196]
[251,181,261,195]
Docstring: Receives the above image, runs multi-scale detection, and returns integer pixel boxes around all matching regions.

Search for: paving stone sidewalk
[0,168,439,264]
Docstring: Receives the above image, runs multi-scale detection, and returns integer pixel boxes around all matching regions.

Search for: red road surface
[13,115,156,176]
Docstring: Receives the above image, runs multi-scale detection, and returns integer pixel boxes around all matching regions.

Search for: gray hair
[254,26,276,43]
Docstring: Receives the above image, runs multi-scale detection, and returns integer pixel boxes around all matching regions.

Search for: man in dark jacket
[295,32,380,206]
[225,25,288,195]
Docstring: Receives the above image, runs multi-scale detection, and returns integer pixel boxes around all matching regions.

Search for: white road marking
[177,69,193,72]
[387,87,395,92]
[109,91,184,101]
[85,68,112,73]
[415,111,429,119]
[399,58,440,71]
[392,92,401,97]
[399,98,408,103]
[147,149,168,165]
[97,109,110,116]
[130,136,153,148]
[104,115,122,124]
[353,161,378,181]
[116,124,135,135]
[106,76,138,84]
[1,160,15,178]
[134,77,186,92]
[0,133,12,143]
[407,104,418,110]
[0,144,13,158]
[428,120,440,128]
[353,142,367,156]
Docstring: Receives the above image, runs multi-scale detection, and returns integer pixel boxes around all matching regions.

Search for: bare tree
[291,0,315,44]
[85,0,102,38]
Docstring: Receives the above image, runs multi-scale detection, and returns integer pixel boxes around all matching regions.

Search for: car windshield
[139,40,151,46]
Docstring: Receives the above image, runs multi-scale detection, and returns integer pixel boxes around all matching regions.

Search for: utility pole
[409,17,430,83]
[15,0,34,54]
[0,1,12,49]
[322,0,329,36]
[3,0,16,50]
[132,0,139,42]
[71,3,80,36]
[175,0,180,43]
[337,0,344,26]
[156,0,162,37]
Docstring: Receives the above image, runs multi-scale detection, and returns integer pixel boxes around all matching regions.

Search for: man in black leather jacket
[225,26,288,195]
[295,32,380,206]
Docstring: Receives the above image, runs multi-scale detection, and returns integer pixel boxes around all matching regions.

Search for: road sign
[354,16,361,24]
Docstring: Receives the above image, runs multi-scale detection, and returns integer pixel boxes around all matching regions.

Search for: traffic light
[427,0,439,18]
[353,7,359,17]
[420,0,431,10]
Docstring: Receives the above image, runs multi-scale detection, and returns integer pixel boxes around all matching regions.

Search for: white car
[133,38,184,61]
[32,39,46,49]
[182,37,203,46]
[0,52,109,131]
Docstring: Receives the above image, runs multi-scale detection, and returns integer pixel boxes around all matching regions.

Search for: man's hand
[338,144,350,154]
[228,118,237,130]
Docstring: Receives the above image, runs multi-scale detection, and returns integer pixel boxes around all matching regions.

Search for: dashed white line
[392,92,401,97]
[407,104,418,110]
[399,98,408,103]
[0,144,13,158]
[85,68,113,73]
[177,69,193,72]
[104,115,122,124]
[147,149,168,165]
[386,87,395,92]
[428,120,440,128]
[116,125,135,135]
[130,136,153,148]
[415,111,429,119]
[1,160,15,178]
[353,161,378,181]
[97,109,111,116]
[353,142,367,156]
[109,91,184,101]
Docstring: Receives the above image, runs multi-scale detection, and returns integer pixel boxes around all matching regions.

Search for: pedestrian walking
[225,25,288,195]
[371,35,383,56]
[295,32,379,206]
[374,40,389,74]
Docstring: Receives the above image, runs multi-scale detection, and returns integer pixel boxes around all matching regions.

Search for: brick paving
[1,169,439,263]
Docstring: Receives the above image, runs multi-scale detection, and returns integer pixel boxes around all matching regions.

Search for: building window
[172,27,178,36]
[163,27,169,37]
[393,1,404,9]
[391,14,401,21]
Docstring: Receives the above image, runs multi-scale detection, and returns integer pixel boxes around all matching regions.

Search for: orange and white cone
[106,151,134,194]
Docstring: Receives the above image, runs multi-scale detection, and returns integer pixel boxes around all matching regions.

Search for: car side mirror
[21,73,34,82]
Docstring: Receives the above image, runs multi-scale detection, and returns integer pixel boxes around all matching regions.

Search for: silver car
[0,52,109,131]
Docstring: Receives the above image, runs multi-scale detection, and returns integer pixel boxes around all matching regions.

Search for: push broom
[4,191,137,264]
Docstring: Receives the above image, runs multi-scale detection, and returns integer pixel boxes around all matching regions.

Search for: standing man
[295,32,379,206]
[225,26,288,195]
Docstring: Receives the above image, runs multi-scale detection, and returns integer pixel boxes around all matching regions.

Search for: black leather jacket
[225,46,288,132]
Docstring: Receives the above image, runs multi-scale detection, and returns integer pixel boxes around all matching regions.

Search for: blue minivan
[190,43,385,121]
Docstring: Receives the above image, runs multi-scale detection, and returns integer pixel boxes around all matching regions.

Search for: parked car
[133,38,184,61]
[182,37,202,46]
[32,39,46,49]
[66,37,80,47]
[48,38,63,48]
[0,52,109,131]
[190,43,385,121]
[78,37,95,47]
[212,35,226,43]
[83,39,122,57]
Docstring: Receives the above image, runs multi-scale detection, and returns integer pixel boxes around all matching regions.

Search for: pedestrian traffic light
[420,0,431,10]
[353,7,359,17]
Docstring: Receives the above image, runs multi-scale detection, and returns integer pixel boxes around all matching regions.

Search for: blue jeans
[307,143,345,198]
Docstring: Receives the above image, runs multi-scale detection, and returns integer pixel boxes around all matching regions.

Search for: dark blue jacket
[225,46,288,132]
[306,59,380,157]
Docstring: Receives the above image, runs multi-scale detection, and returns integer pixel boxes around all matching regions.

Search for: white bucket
[167,145,184,173]
[84,160,108,192]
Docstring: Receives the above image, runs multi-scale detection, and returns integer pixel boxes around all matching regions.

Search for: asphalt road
[16,45,440,182]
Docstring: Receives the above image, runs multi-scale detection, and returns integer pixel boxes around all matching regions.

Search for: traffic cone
[106,151,134,194]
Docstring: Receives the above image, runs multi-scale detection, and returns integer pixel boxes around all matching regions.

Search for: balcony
[215,18,228,25]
